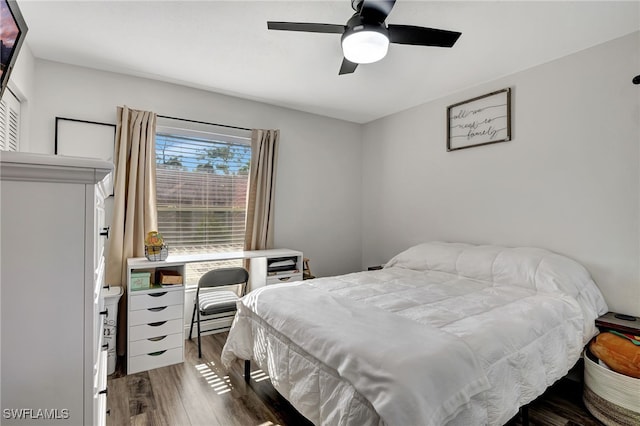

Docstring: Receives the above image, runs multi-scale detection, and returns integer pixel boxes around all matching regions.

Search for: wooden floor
[108,333,603,426]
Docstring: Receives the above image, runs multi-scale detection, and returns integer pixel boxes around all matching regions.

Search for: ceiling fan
[267,0,462,75]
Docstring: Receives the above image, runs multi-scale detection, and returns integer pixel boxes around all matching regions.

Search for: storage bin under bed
[583,349,640,426]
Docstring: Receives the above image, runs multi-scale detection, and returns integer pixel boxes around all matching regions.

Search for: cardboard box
[159,270,183,285]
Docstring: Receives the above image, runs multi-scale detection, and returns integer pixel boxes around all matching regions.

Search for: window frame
[154,122,252,284]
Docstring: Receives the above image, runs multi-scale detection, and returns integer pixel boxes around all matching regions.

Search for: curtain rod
[157,114,251,132]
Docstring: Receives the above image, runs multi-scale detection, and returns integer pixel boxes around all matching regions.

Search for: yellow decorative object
[144,231,168,261]
[145,231,164,247]
[146,246,161,254]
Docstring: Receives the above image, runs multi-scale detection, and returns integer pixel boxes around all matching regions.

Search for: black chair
[189,267,249,358]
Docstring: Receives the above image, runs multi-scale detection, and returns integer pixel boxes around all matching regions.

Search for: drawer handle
[148,321,167,327]
[99,309,108,316]
[148,306,167,312]
[278,276,292,281]
[100,226,110,238]
[99,388,108,396]
[148,350,167,356]
[148,335,167,342]
[149,292,168,297]
[102,343,109,350]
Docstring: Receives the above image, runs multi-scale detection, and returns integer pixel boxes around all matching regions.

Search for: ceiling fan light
[342,30,389,64]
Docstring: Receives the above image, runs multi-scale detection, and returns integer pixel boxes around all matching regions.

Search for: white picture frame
[55,117,116,194]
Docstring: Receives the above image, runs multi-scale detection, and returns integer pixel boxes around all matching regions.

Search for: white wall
[19,32,640,316]
[362,32,640,316]
[29,59,363,279]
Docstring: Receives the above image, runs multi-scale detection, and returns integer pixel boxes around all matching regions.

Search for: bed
[221,242,608,425]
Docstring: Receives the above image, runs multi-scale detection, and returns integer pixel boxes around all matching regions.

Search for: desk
[126,248,302,374]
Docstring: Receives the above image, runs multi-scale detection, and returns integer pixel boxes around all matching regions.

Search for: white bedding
[222,242,608,425]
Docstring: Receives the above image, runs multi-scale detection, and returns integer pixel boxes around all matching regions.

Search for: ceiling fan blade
[267,21,345,34]
[339,58,358,75]
[359,0,396,23]
[388,24,461,47]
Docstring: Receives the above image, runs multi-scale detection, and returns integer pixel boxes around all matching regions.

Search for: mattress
[222,242,608,425]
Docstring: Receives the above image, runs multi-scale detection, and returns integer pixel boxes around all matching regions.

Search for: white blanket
[222,242,608,425]
[233,283,490,426]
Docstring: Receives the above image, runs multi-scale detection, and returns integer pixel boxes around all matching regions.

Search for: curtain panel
[244,129,279,251]
[106,106,158,356]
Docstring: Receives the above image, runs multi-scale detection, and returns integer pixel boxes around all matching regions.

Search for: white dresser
[0,152,112,425]
[127,283,185,375]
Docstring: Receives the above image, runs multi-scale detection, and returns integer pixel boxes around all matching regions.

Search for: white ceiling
[18,1,640,123]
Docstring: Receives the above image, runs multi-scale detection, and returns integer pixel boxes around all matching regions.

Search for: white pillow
[385,241,608,342]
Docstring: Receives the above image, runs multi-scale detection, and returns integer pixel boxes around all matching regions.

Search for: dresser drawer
[94,348,108,393]
[95,392,107,426]
[128,347,183,375]
[93,349,108,426]
[267,272,303,285]
[129,304,182,326]
[130,290,183,311]
[94,202,106,269]
[93,285,105,371]
[129,333,183,356]
[129,318,183,341]
[97,173,112,201]
[94,257,105,300]
[95,317,105,373]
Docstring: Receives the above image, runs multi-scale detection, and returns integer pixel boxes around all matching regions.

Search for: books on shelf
[267,257,298,273]
[268,269,300,276]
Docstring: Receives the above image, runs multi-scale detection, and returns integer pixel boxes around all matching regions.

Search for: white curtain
[244,129,279,251]
[106,106,158,356]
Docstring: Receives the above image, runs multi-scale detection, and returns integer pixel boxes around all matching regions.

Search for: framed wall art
[55,117,116,194]
[447,88,511,151]
[55,117,116,160]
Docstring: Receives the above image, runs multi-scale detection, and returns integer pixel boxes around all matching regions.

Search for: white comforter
[222,242,608,425]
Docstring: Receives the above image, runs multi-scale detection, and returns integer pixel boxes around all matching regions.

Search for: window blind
[0,89,20,151]
[155,129,251,257]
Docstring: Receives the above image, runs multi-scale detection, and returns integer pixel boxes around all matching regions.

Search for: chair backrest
[198,267,249,294]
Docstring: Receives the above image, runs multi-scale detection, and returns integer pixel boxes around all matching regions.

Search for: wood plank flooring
[108,333,603,425]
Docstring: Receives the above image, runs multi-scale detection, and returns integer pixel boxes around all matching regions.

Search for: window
[0,88,20,151]
[155,122,251,283]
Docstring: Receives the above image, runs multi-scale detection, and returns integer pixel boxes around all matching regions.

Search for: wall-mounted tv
[0,0,28,100]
